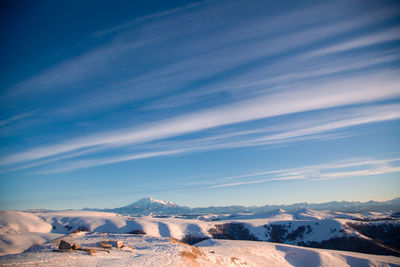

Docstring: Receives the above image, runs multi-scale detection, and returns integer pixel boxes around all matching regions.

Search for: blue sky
[0,0,400,210]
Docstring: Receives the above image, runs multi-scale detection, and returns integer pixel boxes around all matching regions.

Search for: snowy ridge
[1,208,399,257]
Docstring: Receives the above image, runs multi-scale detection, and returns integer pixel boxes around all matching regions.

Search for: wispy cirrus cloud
[1,71,399,168]
[14,101,400,174]
[315,166,400,181]
[4,0,399,113]
[207,175,307,189]
[201,157,400,189]
[32,149,187,175]
[2,0,400,182]
[306,26,400,58]
[93,1,211,37]
[147,40,400,111]
[0,113,33,127]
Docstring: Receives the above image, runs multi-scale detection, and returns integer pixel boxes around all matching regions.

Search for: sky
[0,0,400,210]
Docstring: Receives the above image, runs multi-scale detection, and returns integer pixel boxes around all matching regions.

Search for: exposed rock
[129,229,146,235]
[99,242,112,249]
[114,240,123,249]
[77,225,89,232]
[86,249,96,256]
[58,240,72,251]
[53,249,67,252]
[209,223,259,241]
[102,240,124,248]
[72,243,80,250]
[180,234,209,245]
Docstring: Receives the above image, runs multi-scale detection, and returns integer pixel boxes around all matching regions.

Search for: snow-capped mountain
[111,197,191,215]
[125,197,178,209]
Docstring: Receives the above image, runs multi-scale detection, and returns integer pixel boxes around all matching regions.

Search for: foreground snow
[0,232,399,267]
[1,209,399,266]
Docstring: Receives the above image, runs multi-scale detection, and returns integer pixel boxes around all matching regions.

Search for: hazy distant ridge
[84,197,400,215]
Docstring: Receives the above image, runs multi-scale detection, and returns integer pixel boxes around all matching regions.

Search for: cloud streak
[0,113,33,127]
[202,157,400,189]
[2,0,400,184]
[307,26,400,58]
[5,1,399,111]
[2,71,399,168]
[20,102,400,174]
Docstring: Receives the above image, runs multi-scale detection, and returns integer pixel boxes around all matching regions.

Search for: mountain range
[84,197,400,216]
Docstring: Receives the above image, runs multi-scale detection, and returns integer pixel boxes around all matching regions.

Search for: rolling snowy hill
[1,198,399,265]
[1,207,399,258]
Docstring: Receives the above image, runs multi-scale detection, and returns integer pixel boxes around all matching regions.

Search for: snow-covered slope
[37,210,211,240]
[25,209,357,244]
[1,209,399,258]
[0,232,399,267]
[0,210,52,233]
[0,211,63,256]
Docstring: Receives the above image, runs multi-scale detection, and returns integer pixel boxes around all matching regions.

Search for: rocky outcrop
[58,240,72,251]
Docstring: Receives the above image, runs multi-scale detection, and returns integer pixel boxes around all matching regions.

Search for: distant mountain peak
[125,197,178,209]
[109,197,190,215]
